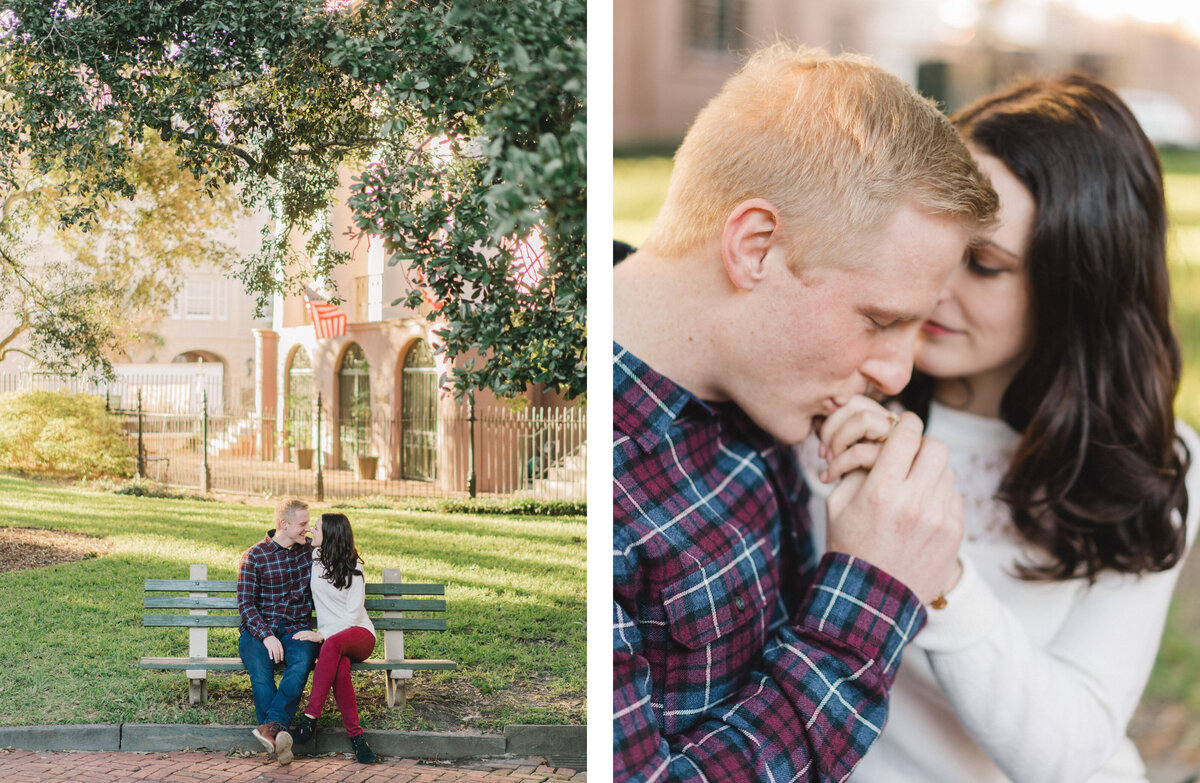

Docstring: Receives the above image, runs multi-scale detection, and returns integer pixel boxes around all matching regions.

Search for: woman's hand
[292,630,324,643]
[818,395,919,484]
[823,408,965,605]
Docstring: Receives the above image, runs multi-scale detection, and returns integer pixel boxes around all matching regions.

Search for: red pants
[303,626,376,737]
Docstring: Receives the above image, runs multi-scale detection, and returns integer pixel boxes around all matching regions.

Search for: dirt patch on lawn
[402,677,585,730]
[0,527,114,572]
[205,676,584,733]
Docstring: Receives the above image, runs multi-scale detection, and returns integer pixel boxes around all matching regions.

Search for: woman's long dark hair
[317,512,364,590]
[902,73,1189,582]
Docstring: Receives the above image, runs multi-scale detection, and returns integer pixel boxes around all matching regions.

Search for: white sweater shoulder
[798,405,1200,783]
[310,554,377,641]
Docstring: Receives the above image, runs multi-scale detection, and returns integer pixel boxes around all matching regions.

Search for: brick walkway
[0,750,586,782]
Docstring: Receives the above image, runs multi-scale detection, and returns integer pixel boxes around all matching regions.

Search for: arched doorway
[170,350,226,414]
[284,347,313,460]
[337,343,371,470]
[400,340,437,481]
[172,350,222,364]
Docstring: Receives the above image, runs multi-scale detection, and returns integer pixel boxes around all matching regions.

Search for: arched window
[400,340,437,481]
[337,344,371,469]
[284,348,313,455]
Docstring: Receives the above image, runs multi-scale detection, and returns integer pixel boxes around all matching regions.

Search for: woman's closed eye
[967,249,1007,278]
[966,242,1021,278]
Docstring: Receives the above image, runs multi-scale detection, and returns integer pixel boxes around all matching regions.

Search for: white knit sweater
[310,553,376,642]
[799,401,1200,783]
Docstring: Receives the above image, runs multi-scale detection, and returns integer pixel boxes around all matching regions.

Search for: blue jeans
[239,628,320,726]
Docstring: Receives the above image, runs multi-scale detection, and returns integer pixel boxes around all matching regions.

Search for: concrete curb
[121,724,261,753]
[0,724,120,752]
[505,725,588,768]
[0,723,585,764]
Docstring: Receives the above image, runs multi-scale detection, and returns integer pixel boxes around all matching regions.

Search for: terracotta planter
[355,455,379,480]
[295,448,314,470]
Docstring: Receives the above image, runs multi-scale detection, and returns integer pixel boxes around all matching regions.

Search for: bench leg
[386,677,407,710]
[189,678,208,706]
[186,565,209,707]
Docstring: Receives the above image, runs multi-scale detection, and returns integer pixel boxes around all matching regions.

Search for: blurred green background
[614,148,1200,733]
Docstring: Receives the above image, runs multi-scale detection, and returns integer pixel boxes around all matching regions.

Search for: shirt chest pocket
[661,545,773,652]
[656,545,774,730]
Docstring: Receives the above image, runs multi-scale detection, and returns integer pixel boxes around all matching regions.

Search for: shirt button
[734,595,746,611]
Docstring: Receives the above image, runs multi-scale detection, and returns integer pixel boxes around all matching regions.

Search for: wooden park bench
[140,564,456,709]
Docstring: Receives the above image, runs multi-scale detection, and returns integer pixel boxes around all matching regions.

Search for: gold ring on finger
[874,411,901,443]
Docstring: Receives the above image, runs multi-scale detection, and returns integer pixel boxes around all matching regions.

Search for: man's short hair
[642,43,998,270]
[275,498,309,527]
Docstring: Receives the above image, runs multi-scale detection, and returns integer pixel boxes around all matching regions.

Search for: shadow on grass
[0,476,585,730]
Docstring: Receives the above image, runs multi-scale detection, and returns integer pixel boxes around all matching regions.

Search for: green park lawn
[616,148,1200,726]
[1147,148,1200,716]
[1165,149,1200,428]
[0,475,585,731]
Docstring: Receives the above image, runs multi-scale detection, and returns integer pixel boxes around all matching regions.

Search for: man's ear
[721,199,785,291]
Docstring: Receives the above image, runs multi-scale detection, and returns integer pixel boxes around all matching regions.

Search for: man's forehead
[845,260,947,315]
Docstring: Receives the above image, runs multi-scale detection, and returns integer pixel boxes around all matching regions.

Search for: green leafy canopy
[0,0,586,399]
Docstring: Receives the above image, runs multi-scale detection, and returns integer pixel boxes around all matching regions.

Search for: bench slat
[146,579,447,596]
[145,615,241,628]
[145,597,446,612]
[145,596,239,609]
[373,618,447,631]
[365,583,445,596]
[145,579,237,591]
[144,615,447,631]
[363,598,446,612]
[139,657,457,671]
[141,656,248,670]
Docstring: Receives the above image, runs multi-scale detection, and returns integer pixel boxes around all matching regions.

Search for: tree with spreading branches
[0,0,585,399]
[0,134,243,377]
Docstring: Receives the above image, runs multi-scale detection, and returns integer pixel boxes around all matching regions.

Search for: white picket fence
[0,369,254,416]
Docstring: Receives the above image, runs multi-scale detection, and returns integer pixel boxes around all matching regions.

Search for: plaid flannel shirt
[613,344,926,782]
[238,531,315,640]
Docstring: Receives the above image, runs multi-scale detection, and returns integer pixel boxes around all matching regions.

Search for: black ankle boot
[350,733,377,763]
[291,714,316,745]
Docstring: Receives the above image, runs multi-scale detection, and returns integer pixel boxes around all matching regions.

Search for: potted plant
[355,454,378,480]
[296,446,315,470]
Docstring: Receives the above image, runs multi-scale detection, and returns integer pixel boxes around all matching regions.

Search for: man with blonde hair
[238,497,319,765]
[614,44,999,781]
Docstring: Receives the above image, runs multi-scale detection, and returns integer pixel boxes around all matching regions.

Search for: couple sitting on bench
[239,497,377,766]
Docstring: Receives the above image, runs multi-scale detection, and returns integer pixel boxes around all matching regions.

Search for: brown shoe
[274,727,294,765]
[252,720,282,753]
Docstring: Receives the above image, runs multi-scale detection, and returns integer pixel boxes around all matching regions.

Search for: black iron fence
[120,393,586,502]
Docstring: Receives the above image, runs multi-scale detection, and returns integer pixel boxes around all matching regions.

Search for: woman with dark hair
[802,74,1199,782]
[289,513,378,764]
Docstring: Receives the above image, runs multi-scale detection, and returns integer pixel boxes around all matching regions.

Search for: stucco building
[253,170,581,495]
[615,0,1200,150]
